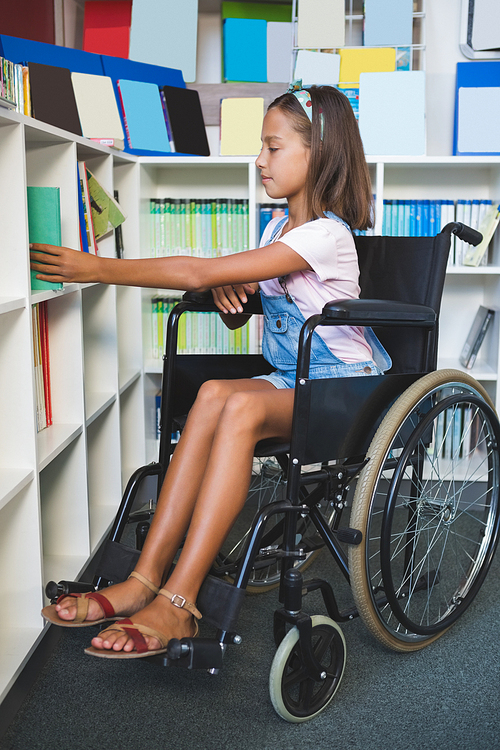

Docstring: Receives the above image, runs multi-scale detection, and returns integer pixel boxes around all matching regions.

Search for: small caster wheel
[269,615,346,723]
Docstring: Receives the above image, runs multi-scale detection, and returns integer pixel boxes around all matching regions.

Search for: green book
[222,2,292,21]
[27,186,63,291]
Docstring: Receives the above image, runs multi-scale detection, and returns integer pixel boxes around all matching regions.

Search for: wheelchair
[46,222,500,722]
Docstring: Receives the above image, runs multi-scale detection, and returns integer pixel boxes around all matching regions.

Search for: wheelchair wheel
[349,370,500,652]
[269,615,346,722]
[218,457,327,591]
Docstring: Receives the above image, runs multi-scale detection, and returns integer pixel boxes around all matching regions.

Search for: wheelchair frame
[46,223,500,722]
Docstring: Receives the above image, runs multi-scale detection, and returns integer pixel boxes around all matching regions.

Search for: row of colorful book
[431,405,485,464]
[149,198,249,259]
[380,199,496,265]
[32,301,52,432]
[0,55,31,115]
[150,297,259,358]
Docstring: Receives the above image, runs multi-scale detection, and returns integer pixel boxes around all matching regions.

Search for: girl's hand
[30,243,101,284]
[211,283,255,314]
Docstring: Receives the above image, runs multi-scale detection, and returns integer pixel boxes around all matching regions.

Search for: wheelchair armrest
[321,299,436,328]
[182,290,264,315]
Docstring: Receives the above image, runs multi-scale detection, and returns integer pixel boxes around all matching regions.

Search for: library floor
[2,551,500,750]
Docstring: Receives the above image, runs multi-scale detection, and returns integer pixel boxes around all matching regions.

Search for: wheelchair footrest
[150,638,224,670]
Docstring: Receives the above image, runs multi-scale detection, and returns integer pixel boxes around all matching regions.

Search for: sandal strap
[128,571,160,596]
[100,618,170,653]
[55,591,115,623]
[159,589,202,620]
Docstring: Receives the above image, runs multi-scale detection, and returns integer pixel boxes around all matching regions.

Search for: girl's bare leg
[55,378,281,624]
[91,382,295,652]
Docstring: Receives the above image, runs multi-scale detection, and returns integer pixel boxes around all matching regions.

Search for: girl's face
[256,108,310,205]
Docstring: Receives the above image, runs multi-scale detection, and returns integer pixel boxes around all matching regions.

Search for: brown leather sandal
[41,571,160,628]
[84,588,202,659]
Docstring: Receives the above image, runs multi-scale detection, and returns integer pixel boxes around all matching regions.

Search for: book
[129,0,198,83]
[457,86,500,156]
[78,162,97,253]
[460,305,496,369]
[222,2,292,21]
[297,0,345,49]
[83,0,132,58]
[117,78,171,153]
[160,86,210,156]
[27,186,63,291]
[219,97,264,156]
[359,71,425,156]
[71,72,125,150]
[294,50,340,86]
[453,61,500,155]
[464,202,500,266]
[363,0,413,47]
[32,301,52,431]
[27,62,83,136]
[223,18,267,83]
[267,22,293,84]
[339,48,396,84]
[85,168,126,241]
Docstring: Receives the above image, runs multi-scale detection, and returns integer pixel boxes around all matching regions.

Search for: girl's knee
[195,379,233,405]
[220,391,266,431]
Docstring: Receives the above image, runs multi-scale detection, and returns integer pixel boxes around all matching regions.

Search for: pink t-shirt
[259,216,373,364]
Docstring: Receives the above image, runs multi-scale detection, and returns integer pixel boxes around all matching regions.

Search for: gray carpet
[2,550,500,750]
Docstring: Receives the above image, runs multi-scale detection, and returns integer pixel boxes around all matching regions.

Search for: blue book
[76,171,89,253]
[397,200,405,236]
[454,61,500,155]
[101,54,185,156]
[409,200,417,236]
[403,200,411,236]
[117,79,171,153]
[422,200,430,236]
[224,18,267,82]
[0,34,104,74]
[391,201,399,236]
[415,201,423,236]
[383,200,392,235]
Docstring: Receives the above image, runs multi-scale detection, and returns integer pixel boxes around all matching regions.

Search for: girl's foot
[85,588,201,657]
[41,571,160,627]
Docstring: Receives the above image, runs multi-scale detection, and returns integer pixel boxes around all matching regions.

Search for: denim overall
[254,213,392,390]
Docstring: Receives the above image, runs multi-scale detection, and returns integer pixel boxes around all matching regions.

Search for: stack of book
[149,198,249,258]
[32,302,52,432]
[150,296,258,359]
[77,162,126,254]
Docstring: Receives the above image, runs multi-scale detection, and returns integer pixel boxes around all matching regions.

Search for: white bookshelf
[1,101,500,705]
[0,108,145,704]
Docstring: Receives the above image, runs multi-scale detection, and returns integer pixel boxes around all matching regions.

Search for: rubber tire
[269,615,346,723]
[349,369,499,652]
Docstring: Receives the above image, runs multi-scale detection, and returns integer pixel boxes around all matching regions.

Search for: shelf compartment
[37,423,83,471]
[0,627,44,704]
[40,435,90,574]
[85,391,117,426]
[0,297,26,315]
[86,404,122,552]
[82,285,119,421]
[0,468,35,512]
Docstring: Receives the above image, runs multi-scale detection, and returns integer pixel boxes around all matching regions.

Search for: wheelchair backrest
[354,233,450,374]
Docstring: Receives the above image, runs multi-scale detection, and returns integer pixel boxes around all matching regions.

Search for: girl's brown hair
[268,85,373,230]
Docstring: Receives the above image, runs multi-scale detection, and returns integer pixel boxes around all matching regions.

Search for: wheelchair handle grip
[442,222,482,246]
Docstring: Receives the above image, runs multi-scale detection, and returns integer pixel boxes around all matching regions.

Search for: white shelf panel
[37,423,84,471]
[119,368,141,395]
[89,506,116,553]
[0,626,44,703]
[0,296,25,315]
[0,469,34,512]
[144,360,163,374]
[447,266,500,275]
[30,284,80,305]
[85,392,117,426]
[438,358,497,380]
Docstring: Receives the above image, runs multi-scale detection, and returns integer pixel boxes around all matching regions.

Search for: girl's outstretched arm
[30,242,311,292]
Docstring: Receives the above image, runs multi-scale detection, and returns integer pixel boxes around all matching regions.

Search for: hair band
[287,80,324,138]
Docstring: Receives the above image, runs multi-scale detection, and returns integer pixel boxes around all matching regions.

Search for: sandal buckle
[170,593,187,609]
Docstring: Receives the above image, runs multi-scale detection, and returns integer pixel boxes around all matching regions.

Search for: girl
[32,85,390,658]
